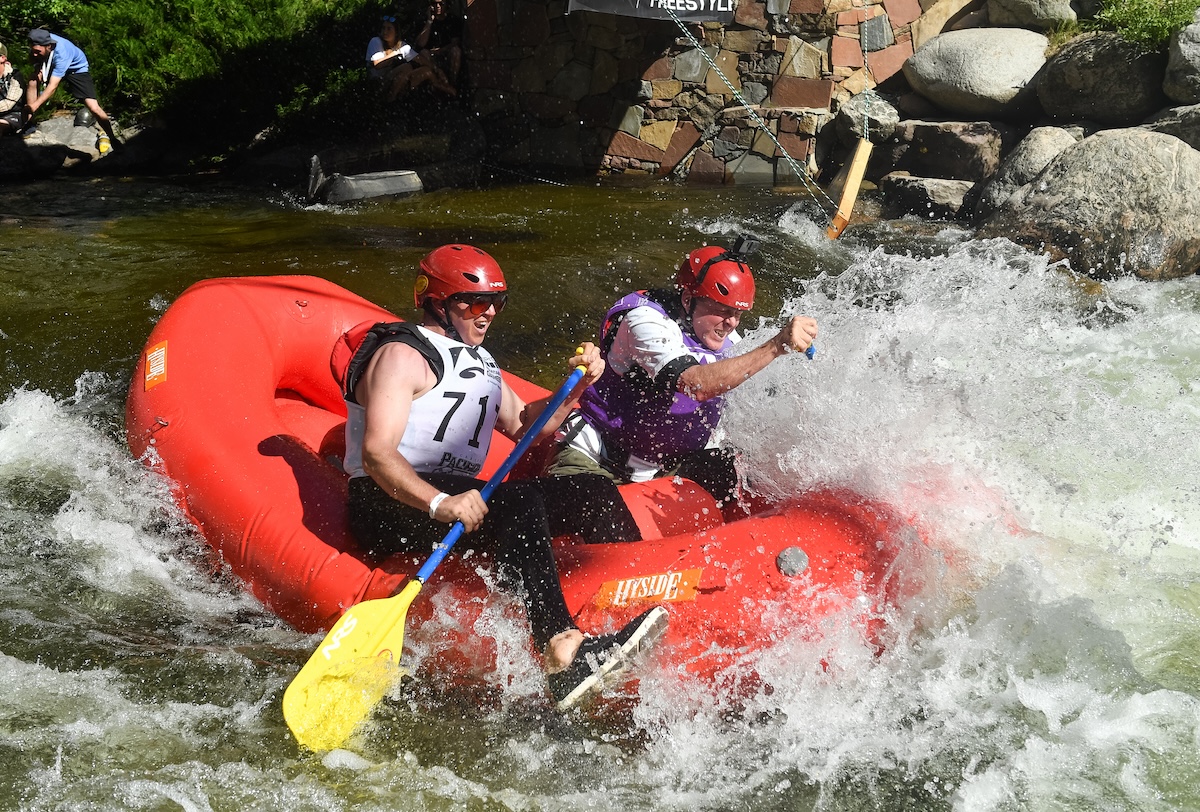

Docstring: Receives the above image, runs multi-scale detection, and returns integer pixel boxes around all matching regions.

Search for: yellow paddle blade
[282,580,422,751]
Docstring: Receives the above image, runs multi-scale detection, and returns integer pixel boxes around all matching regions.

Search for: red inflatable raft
[126,276,913,683]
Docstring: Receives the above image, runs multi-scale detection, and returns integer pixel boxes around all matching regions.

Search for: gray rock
[727,151,775,183]
[979,128,1200,280]
[0,138,69,179]
[1144,103,1200,150]
[1164,9,1200,104]
[974,125,1079,216]
[878,119,1012,182]
[688,93,726,130]
[758,53,784,77]
[835,90,900,146]
[903,28,1049,117]
[881,172,978,219]
[741,81,769,106]
[712,136,746,159]
[987,0,1078,31]
[1038,33,1169,125]
[861,15,895,52]
[24,116,101,153]
[676,47,718,84]
[618,105,644,137]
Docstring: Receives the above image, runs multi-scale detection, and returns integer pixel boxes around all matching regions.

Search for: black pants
[348,473,640,649]
[673,448,741,519]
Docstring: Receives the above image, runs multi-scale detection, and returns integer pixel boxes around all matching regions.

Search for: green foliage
[1045,20,1085,51]
[0,0,79,32]
[70,0,375,111]
[1092,0,1200,51]
[21,0,405,158]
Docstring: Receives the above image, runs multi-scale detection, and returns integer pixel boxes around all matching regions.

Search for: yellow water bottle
[97,134,111,154]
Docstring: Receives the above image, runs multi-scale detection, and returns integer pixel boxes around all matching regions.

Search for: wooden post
[826,138,873,240]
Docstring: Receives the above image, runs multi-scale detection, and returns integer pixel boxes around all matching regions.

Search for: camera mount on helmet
[727,235,761,262]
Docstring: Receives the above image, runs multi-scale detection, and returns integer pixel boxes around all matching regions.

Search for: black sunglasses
[449,292,508,316]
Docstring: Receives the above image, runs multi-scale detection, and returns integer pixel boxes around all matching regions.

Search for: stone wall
[460,0,974,183]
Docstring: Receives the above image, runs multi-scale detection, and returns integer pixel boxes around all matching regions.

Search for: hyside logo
[144,340,168,390]
[593,567,703,609]
[320,614,359,660]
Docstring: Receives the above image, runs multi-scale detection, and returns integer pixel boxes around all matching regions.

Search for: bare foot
[543,629,583,674]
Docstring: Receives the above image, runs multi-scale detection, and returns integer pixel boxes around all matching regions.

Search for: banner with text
[567,0,736,23]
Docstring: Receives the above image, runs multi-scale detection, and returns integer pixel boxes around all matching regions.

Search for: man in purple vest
[545,236,818,517]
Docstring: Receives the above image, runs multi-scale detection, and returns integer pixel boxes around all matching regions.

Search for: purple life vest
[578,289,731,468]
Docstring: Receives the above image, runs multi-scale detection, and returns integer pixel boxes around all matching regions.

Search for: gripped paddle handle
[413,364,588,583]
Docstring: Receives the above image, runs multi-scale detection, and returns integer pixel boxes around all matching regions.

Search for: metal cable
[663,7,839,220]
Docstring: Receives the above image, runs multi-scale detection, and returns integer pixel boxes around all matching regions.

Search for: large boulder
[22,115,102,155]
[834,90,900,146]
[880,172,978,219]
[974,125,1079,216]
[1038,33,1169,125]
[0,113,106,179]
[1144,103,1200,150]
[874,119,1014,181]
[978,129,1200,280]
[986,0,1077,31]
[0,138,69,179]
[902,28,1049,118]
[1164,9,1200,104]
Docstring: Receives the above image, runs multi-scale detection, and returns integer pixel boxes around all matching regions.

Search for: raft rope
[859,20,875,142]
[663,7,840,222]
[481,160,570,187]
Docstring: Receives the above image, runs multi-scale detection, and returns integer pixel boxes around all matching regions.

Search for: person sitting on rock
[366,14,456,101]
[0,42,26,136]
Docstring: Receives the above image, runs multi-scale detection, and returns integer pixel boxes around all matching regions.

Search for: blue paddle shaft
[414,365,587,583]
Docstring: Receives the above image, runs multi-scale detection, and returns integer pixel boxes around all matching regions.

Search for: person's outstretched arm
[27,73,62,114]
[678,315,817,402]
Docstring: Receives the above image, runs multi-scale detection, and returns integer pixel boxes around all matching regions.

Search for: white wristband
[428,491,449,519]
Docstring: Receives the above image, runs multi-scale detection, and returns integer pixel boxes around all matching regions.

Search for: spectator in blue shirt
[25,29,120,149]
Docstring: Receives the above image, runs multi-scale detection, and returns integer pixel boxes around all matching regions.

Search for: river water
[1,174,1198,811]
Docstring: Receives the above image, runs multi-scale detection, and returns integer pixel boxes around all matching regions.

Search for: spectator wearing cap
[25,28,120,149]
[0,42,26,136]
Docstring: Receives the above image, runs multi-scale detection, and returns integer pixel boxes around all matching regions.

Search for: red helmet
[415,244,507,308]
[676,245,755,311]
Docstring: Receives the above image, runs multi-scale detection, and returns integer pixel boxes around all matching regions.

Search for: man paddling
[545,235,818,517]
[338,244,665,710]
